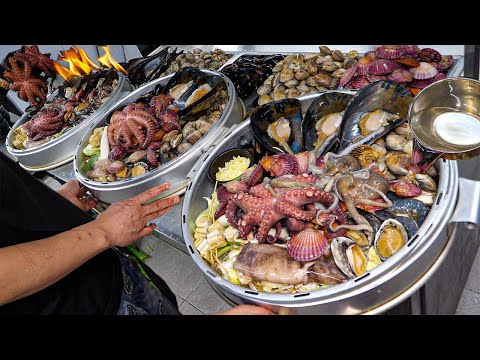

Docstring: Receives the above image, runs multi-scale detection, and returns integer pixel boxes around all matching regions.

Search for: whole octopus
[2,45,55,109]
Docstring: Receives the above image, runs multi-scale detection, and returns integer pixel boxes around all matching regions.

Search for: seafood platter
[5,46,134,170]
[74,67,244,205]
[182,79,478,314]
[216,45,463,112]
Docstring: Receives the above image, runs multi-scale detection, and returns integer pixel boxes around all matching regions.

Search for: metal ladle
[408,77,480,173]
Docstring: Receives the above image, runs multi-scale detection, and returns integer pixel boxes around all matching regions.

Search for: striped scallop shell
[288,229,329,261]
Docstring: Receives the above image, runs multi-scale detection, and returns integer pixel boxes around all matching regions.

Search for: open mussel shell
[338,80,413,154]
[207,148,253,184]
[162,66,204,98]
[175,75,225,118]
[126,47,177,86]
[374,218,408,261]
[250,98,303,155]
[331,237,368,278]
[303,92,354,154]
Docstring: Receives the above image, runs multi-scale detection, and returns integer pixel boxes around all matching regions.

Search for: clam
[126,150,147,164]
[337,81,413,154]
[170,133,183,148]
[284,79,299,89]
[280,68,295,83]
[177,142,192,154]
[131,162,149,177]
[288,229,329,262]
[331,237,368,278]
[393,122,413,140]
[385,151,411,176]
[374,219,408,261]
[295,70,310,81]
[415,173,437,192]
[257,84,272,96]
[163,130,180,143]
[258,95,273,106]
[319,46,332,55]
[386,133,407,151]
[185,129,203,145]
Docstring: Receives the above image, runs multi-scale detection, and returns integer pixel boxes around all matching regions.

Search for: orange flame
[97,46,127,75]
[54,46,127,82]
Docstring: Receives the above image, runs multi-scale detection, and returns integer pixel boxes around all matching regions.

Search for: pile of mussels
[82,67,227,182]
[194,81,437,294]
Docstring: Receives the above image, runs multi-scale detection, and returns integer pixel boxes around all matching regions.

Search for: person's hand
[213,304,274,315]
[57,180,97,212]
[95,182,180,248]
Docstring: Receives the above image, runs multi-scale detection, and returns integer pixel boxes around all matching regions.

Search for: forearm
[0,222,110,306]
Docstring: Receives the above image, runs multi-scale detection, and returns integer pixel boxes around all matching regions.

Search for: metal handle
[450,177,480,229]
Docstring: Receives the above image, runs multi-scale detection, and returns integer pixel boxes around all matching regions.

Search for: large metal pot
[5,72,133,171]
[74,70,244,205]
[181,93,480,315]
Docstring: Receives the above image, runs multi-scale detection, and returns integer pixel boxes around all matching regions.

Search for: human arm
[0,183,180,306]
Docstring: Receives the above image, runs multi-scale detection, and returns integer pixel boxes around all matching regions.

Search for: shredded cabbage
[83,144,100,157]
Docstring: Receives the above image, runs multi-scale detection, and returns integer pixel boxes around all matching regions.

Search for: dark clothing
[0,151,121,314]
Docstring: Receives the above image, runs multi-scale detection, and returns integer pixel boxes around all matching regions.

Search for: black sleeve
[0,152,94,246]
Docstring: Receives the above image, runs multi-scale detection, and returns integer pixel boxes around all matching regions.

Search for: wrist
[74,222,112,252]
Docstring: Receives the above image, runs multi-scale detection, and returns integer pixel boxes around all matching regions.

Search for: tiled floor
[136,235,231,315]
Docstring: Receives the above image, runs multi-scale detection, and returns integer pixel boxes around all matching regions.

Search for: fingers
[144,206,175,222]
[131,183,171,204]
[78,185,87,198]
[143,195,180,216]
[137,223,157,239]
[213,304,274,315]
[81,196,97,211]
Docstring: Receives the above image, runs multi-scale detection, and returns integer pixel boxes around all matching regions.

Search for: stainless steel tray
[5,72,133,171]
[74,69,245,205]
[181,91,480,314]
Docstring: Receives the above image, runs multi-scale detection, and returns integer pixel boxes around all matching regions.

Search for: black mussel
[126,47,175,86]
[172,74,225,119]
[162,67,204,98]
[373,210,419,239]
[338,80,413,154]
[250,98,303,155]
[83,69,116,98]
[303,91,354,155]
[385,192,430,227]
[358,209,383,235]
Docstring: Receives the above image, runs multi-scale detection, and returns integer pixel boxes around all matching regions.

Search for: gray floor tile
[456,289,480,315]
[180,301,204,315]
[465,247,480,294]
[157,253,205,299]
[185,276,230,314]
[140,236,184,277]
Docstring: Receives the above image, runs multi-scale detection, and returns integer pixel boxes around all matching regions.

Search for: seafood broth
[410,107,480,151]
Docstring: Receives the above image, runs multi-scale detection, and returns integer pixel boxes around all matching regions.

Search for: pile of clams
[12,69,120,150]
[82,67,227,182]
[339,45,455,94]
[161,48,231,75]
[256,46,359,106]
[193,80,437,294]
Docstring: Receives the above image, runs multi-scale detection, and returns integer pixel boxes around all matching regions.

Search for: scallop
[288,229,329,262]
[374,219,408,261]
